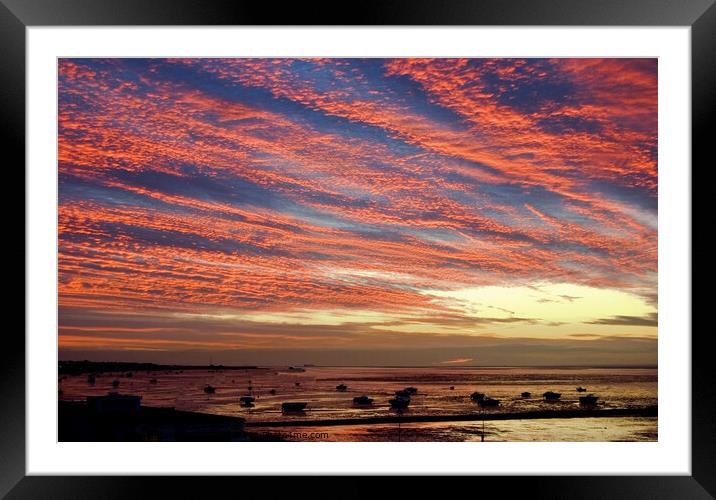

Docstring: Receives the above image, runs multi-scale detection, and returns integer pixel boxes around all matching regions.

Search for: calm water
[58,366,657,441]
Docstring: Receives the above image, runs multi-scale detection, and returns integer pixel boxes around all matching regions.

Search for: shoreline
[243,406,657,428]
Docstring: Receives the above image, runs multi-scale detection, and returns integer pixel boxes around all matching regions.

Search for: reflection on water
[58,366,657,441]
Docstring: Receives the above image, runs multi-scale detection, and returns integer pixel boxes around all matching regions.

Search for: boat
[281,402,308,412]
[449,386,455,390]
[336,384,348,391]
[478,397,500,407]
[404,387,418,395]
[288,366,306,372]
[470,391,486,401]
[149,378,158,384]
[203,384,216,394]
[352,395,374,405]
[269,389,277,395]
[111,379,120,388]
[579,394,599,405]
[389,397,410,409]
[521,391,531,398]
[87,374,96,384]
[295,382,301,387]
[395,389,412,398]
[543,391,561,401]
[576,387,587,392]
[239,395,255,405]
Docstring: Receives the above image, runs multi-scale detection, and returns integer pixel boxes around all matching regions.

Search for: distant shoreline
[58,359,657,375]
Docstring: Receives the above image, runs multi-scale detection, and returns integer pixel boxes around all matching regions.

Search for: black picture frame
[5,0,711,497]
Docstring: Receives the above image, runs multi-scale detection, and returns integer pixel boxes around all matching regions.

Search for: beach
[58,364,657,442]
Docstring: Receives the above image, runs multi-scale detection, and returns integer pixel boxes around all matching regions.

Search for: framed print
[6,0,712,497]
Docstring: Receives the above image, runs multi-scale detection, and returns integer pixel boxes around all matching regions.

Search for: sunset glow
[58,58,657,365]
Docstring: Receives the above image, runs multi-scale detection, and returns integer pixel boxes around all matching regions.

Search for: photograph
[56,57,659,443]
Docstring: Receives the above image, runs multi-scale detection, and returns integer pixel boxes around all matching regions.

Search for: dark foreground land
[59,401,274,441]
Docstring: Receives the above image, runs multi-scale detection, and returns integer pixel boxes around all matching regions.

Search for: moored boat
[239,395,255,405]
[579,394,599,405]
[336,384,348,391]
[395,389,411,398]
[470,391,486,401]
[521,391,531,398]
[404,387,418,395]
[389,397,410,409]
[353,395,374,405]
[149,378,158,384]
[576,387,587,392]
[282,402,308,412]
[543,391,561,401]
[478,397,500,407]
[203,384,216,394]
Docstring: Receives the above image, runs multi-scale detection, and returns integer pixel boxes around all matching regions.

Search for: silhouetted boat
[336,384,348,391]
[111,379,120,388]
[543,391,561,401]
[395,389,412,398]
[87,374,96,384]
[404,387,418,395]
[576,387,587,392]
[288,366,305,372]
[353,395,374,405]
[470,392,486,401]
[579,394,599,405]
[282,402,307,412]
[521,391,531,398]
[389,397,410,409]
[269,389,277,395]
[239,395,255,405]
[478,397,500,407]
[295,382,301,387]
[149,378,158,384]
[449,386,455,390]
[203,384,216,394]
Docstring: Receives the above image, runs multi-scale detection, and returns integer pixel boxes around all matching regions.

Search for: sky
[57,58,658,366]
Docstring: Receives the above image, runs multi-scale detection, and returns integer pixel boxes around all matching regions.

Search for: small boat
[478,397,500,407]
[295,382,301,387]
[576,387,587,392]
[404,387,418,395]
[269,389,277,395]
[389,397,410,409]
[336,384,348,391]
[87,374,96,384]
[470,392,486,401]
[282,402,307,412]
[543,391,561,401]
[111,379,120,388]
[239,395,255,405]
[395,389,411,398]
[449,386,455,390]
[203,384,216,394]
[149,378,158,384]
[521,391,531,398]
[353,395,374,405]
[579,394,599,405]
[288,366,306,372]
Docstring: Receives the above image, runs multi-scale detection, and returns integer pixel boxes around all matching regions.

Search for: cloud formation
[57,58,658,364]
